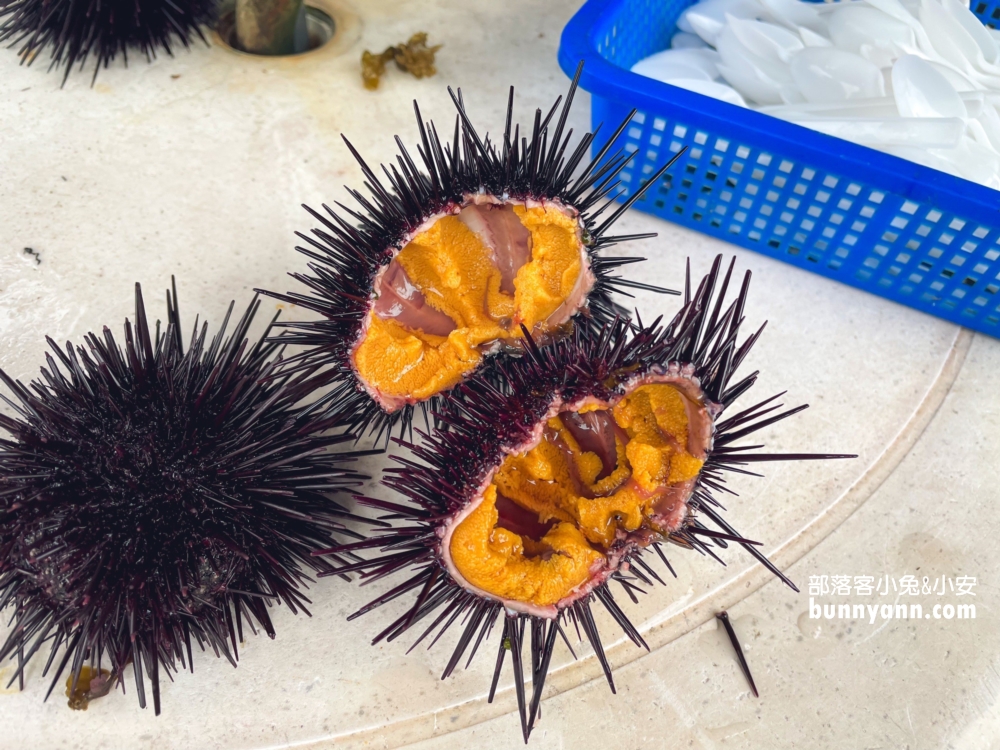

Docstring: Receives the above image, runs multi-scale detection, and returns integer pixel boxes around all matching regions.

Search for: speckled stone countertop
[0,1,997,748]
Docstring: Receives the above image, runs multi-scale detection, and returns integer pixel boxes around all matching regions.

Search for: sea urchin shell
[0,281,368,713]
[320,255,855,741]
[260,65,682,443]
[0,0,215,84]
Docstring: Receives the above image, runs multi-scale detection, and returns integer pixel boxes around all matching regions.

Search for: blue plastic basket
[558,0,1000,336]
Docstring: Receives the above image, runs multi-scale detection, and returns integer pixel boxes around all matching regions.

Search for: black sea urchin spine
[0,0,216,84]
[258,64,684,443]
[318,255,854,741]
[0,281,371,713]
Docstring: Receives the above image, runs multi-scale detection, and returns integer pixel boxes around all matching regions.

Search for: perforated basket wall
[559,0,1000,336]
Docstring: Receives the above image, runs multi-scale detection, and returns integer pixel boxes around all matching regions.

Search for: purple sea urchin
[0,282,369,713]
[259,65,682,443]
[321,256,854,741]
[0,0,215,84]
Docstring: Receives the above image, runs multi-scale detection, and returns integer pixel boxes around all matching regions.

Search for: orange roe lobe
[449,485,603,607]
[612,384,707,492]
[510,206,587,330]
[447,382,711,610]
[351,201,592,408]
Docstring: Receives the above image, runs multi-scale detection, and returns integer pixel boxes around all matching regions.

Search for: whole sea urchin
[0,282,369,713]
[321,256,854,741]
[260,65,682,443]
[0,0,215,84]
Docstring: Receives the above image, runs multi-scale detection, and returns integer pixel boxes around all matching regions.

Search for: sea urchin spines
[0,0,215,85]
[259,64,683,444]
[0,281,369,714]
[320,255,855,741]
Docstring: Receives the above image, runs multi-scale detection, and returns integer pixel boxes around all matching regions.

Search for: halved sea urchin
[320,256,854,741]
[260,65,682,442]
[0,281,368,713]
[0,0,215,84]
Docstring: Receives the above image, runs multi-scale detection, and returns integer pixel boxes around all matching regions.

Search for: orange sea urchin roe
[612,384,707,493]
[448,383,709,608]
[448,486,603,607]
[353,204,587,404]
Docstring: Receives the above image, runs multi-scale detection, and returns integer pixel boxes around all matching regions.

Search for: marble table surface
[0,1,997,748]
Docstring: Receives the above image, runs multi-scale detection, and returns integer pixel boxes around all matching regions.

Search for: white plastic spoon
[927,60,979,92]
[761,99,901,117]
[864,0,944,60]
[827,5,916,68]
[973,101,1000,152]
[727,16,805,63]
[919,0,1000,86]
[666,78,749,106]
[716,24,800,104]
[893,55,1000,154]
[631,49,722,82]
[672,31,710,49]
[788,116,964,147]
[892,54,966,118]
[799,27,833,47]
[758,0,826,33]
[791,47,886,102]
[681,0,764,46]
[941,0,1000,70]
[760,93,985,116]
[930,137,1000,187]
